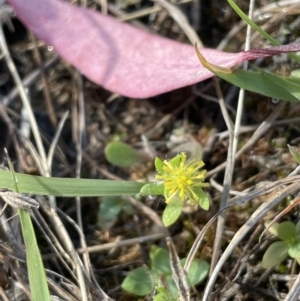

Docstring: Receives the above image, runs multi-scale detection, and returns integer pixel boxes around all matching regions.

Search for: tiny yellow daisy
[155,152,209,204]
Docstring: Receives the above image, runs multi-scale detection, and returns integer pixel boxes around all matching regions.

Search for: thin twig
[47,111,69,170]
[209,77,234,273]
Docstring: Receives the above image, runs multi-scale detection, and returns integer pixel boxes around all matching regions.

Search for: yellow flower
[155,153,209,204]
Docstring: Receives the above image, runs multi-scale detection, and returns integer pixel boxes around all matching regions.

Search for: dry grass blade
[47,111,69,169]
[166,237,190,301]
[284,273,300,301]
[209,76,234,273]
[0,26,48,174]
[155,0,202,46]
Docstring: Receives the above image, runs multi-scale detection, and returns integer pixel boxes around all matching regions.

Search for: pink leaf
[7,0,300,98]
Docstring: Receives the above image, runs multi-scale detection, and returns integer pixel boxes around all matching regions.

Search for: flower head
[155,153,209,204]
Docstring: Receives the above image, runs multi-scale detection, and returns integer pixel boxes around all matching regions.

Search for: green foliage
[151,246,172,275]
[262,221,300,268]
[140,182,165,196]
[105,141,147,167]
[209,68,299,102]
[6,157,51,301]
[154,286,176,301]
[162,197,184,227]
[276,221,296,242]
[195,0,300,102]
[98,197,133,229]
[121,267,153,296]
[0,169,144,197]
[195,187,210,211]
[262,241,289,269]
[121,245,209,299]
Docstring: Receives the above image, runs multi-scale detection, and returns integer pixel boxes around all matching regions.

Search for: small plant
[121,245,209,299]
[98,196,133,230]
[141,152,210,226]
[262,220,300,268]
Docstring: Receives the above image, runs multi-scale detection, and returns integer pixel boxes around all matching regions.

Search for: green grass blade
[19,210,51,301]
[0,169,145,196]
[228,0,300,63]
[5,152,51,301]
[215,69,299,102]
[195,45,300,102]
[228,0,280,46]
[258,68,300,100]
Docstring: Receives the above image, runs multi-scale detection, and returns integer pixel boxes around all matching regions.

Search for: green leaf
[0,169,144,197]
[277,221,296,241]
[162,197,183,227]
[210,69,299,102]
[105,141,146,167]
[262,241,289,268]
[288,242,300,259]
[195,187,209,210]
[20,210,51,301]
[165,275,179,300]
[121,267,153,296]
[99,197,123,220]
[6,158,51,301]
[259,69,300,100]
[288,145,300,165]
[151,247,171,275]
[155,157,165,174]
[98,197,123,229]
[140,183,165,196]
[185,259,209,286]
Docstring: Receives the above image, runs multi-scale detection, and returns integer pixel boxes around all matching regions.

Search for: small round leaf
[162,197,183,227]
[151,247,171,275]
[105,141,146,167]
[262,241,289,269]
[121,267,153,296]
[195,187,209,210]
[277,221,296,241]
[186,259,209,286]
